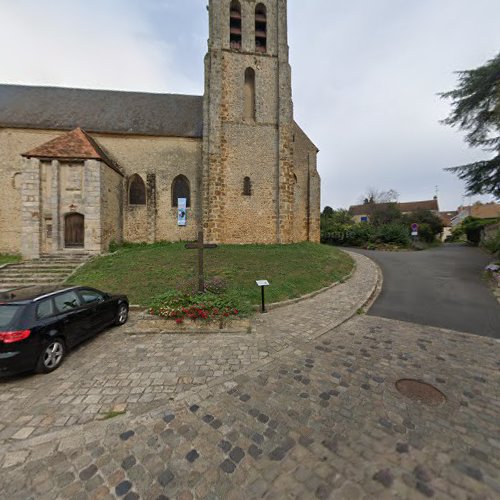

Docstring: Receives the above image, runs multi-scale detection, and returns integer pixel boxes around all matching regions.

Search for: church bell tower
[202,0,297,243]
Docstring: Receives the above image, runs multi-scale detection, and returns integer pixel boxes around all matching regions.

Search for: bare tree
[359,188,399,205]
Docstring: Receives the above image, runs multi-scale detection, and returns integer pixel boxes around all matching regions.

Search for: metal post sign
[256,280,270,313]
[411,223,418,237]
[178,198,187,226]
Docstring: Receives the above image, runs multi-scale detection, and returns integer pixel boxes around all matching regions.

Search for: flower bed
[148,288,241,325]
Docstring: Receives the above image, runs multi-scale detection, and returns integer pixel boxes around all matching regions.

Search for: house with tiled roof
[451,203,500,227]
[349,197,440,223]
[0,0,320,259]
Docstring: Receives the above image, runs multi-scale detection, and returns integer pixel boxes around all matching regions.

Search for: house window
[243,177,252,196]
[244,67,256,121]
[172,175,191,207]
[129,174,146,205]
[230,0,242,50]
[255,4,267,53]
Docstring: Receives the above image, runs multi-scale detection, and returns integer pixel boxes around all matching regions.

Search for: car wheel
[36,339,66,374]
[115,303,129,325]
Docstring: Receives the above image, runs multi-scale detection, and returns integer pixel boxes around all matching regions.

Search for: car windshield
[0,304,23,330]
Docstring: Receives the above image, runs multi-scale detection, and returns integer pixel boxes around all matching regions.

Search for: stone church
[0,0,320,260]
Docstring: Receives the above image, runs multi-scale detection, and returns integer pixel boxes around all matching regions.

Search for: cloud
[289,0,500,210]
[0,0,201,94]
[0,0,498,211]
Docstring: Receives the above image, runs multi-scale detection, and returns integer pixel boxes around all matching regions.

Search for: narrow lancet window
[255,4,267,53]
[129,174,146,205]
[172,175,191,207]
[243,177,252,196]
[244,68,256,121]
[230,1,242,50]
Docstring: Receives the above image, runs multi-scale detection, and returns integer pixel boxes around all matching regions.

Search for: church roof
[23,127,124,175]
[0,84,203,138]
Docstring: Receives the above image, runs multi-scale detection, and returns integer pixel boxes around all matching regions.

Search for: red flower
[175,318,183,324]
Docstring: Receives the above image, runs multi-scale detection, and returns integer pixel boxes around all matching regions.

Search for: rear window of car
[36,298,55,319]
[0,305,23,330]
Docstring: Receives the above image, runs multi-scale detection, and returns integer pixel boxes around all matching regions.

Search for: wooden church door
[64,213,84,248]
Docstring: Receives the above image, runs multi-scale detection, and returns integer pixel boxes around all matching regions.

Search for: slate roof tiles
[0,84,203,138]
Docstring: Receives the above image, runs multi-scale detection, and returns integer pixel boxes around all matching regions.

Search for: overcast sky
[1,0,499,211]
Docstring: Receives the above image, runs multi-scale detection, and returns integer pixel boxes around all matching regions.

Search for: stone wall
[0,128,202,255]
[0,128,56,254]
[1,0,320,252]
[96,134,201,244]
[203,0,318,244]
[19,158,41,259]
[293,123,321,243]
[100,162,124,250]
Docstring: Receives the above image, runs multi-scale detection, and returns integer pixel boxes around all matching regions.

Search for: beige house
[451,202,500,227]
[0,0,320,260]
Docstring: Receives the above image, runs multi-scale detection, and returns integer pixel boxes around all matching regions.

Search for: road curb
[0,251,380,454]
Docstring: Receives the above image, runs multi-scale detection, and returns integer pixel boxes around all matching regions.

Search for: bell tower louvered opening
[230,1,242,50]
[255,4,267,53]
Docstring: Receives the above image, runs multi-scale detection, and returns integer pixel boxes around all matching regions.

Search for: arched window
[230,0,242,50]
[255,4,267,53]
[172,175,191,207]
[243,177,252,196]
[244,68,256,121]
[129,174,146,205]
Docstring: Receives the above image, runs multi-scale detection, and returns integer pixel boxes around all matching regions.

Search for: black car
[0,286,128,376]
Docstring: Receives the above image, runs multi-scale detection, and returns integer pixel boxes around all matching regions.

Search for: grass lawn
[0,254,21,266]
[67,242,354,310]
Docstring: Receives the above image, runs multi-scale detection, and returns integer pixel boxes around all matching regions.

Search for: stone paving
[0,252,375,443]
[1,252,500,499]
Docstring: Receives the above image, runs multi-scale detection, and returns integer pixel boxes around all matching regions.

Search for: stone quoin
[0,0,320,259]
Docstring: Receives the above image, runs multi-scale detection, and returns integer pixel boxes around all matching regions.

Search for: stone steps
[0,253,91,291]
[5,266,78,272]
[0,273,74,280]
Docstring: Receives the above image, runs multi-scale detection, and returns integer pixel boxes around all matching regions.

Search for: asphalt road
[349,244,500,338]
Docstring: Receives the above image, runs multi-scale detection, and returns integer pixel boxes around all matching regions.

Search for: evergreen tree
[440,52,500,198]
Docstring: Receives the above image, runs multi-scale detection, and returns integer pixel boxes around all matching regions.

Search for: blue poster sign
[178,198,187,226]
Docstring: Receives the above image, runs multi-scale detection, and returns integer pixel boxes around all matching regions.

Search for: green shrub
[404,209,444,237]
[481,229,500,256]
[371,203,403,226]
[345,224,376,246]
[446,226,465,242]
[462,217,498,245]
[373,223,410,246]
[320,209,356,245]
[418,223,436,243]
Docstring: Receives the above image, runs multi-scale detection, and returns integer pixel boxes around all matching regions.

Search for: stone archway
[64,213,85,248]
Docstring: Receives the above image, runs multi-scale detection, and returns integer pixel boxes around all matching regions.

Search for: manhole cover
[395,379,446,406]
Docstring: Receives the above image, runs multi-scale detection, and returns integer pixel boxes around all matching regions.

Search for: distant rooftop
[349,198,439,216]
[0,84,203,138]
[458,202,500,220]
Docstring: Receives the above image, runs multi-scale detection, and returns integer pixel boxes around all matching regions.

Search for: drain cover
[395,379,446,406]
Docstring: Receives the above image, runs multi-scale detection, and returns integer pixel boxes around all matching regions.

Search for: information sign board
[178,198,187,226]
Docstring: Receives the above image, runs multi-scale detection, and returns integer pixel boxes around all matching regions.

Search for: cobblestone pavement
[1,252,499,499]
[0,252,376,443]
